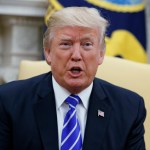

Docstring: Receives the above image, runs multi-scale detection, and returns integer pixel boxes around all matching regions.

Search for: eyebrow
[59,34,95,42]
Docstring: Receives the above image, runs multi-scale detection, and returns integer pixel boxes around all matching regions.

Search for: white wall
[0,0,47,82]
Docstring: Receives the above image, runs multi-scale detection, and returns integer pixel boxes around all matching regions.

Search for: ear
[98,49,105,65]
[44,48,51,65]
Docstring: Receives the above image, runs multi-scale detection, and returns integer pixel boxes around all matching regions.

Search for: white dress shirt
[52,76,93,149]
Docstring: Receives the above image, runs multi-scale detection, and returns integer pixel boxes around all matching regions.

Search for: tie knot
[65,94,81,108]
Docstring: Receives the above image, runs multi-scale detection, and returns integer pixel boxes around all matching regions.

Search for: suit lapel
[33,74,112,150]
[33,73,59,150]
[82,78,112,150]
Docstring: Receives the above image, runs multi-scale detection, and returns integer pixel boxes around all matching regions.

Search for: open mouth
[70,67,82,73]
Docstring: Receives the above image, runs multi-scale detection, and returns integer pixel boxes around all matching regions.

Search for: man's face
[45,26,104,93]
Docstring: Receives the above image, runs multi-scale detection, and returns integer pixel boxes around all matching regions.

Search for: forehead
[54,26,99,40]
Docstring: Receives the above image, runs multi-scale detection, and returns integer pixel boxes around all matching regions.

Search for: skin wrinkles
[45,26,105,94]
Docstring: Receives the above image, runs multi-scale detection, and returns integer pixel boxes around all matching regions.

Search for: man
[0,7,146,150]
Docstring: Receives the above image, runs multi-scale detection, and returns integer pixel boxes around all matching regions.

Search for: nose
[71,44,82,62]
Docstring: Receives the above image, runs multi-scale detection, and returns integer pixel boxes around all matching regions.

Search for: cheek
[84,55,99,73]
[89,52,102,65]
[50,50,61,62]
[51,52,69,72]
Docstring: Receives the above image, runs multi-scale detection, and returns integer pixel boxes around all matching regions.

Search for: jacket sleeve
[126,96,146,150]
[0,97,12,150]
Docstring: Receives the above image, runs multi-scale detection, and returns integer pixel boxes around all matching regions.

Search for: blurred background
[0,0,150,84]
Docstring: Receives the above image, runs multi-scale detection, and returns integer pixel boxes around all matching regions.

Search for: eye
[59,41,72,49]
[82,42,93,50]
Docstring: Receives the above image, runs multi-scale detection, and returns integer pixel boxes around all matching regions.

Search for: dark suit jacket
[0,72,146,150]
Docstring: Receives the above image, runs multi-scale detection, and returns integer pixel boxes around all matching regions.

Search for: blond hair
[43,7,108,50]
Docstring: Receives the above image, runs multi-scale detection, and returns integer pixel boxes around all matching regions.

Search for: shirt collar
[52,76,93,110]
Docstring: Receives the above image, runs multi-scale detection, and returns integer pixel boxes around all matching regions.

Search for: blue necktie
[61,94,82,150]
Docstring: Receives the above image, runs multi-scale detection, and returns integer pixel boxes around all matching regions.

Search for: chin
[67,79,84,86]
[66,80,88,93]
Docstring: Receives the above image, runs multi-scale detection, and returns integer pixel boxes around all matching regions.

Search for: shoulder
[0,72,50,93]
[0,72,53,122]
[93,78,146,123]
[93,78,145,111]
[0,72,52,104]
